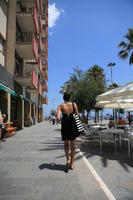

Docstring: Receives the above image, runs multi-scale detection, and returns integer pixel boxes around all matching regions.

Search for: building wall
[5,0,16,74]
[0,0,7,67]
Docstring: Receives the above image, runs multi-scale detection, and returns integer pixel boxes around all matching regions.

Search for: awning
[0,83,16,96]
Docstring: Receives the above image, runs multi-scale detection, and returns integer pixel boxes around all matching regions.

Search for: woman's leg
[70,140,76,169]
[0,128,2,143]
[64,140,70,164]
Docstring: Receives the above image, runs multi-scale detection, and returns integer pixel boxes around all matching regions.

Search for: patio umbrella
[96,82,133,102]
[95,99,133,109]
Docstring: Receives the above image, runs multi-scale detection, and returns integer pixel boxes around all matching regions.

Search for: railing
[15,64,23,76]
[16,32,33,43]
[33,4,39,33]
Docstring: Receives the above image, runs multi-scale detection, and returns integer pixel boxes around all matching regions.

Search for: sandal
[69,165,74,170]
[65,163,70,173]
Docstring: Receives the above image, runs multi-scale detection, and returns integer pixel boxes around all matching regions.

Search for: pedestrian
[0,110,2,142]
[52,115,56,125]
[1,114,6,142]
[57,92,79,172]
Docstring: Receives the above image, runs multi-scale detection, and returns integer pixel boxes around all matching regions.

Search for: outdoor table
[99,128,125,152]
[115,125,126,129]
[127,131,133,157]
[108,128,124,149]
[90,125,107,130]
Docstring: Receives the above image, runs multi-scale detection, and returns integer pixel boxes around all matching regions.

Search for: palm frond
[118,50,127,56]
[118,41,127,48]
[118,51,128,59]
[125,29,133,43]
[126,44,132,51]
[129,52,133,65]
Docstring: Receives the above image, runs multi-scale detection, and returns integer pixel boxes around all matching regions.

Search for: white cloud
[48,3,64,28]
[49,32,53,36]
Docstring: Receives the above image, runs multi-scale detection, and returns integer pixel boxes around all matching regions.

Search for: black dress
[61,112,77,141]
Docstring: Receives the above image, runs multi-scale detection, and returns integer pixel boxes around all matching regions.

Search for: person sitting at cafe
[1,114,7,142]
[127,112,132,125]
[108,115,114,128]
[119,117,126,125]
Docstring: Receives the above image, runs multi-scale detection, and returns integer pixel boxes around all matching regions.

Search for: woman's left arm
[74,103,79,116]
[57,105,61,123]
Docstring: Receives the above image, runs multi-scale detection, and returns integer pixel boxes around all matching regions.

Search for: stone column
[7,93,11,122]
[22,99,24,128]
[35,107,38,124]
[5,0,16,75]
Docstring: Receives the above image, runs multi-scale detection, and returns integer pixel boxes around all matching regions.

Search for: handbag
[72,103,84,136]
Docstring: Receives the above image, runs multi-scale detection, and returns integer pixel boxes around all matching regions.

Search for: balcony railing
[39,0,43,15]
[41,96,48,104]
[39,15,42,33]
[16,4,39,33]
[36,0,40,10]
[16,32,38,60]
[39,35,43,52]
[32,68,38,89]
[16,32,33,43]
[32,34,38,61]
[33,4,39,33]
[38,57,42,74]
[38,82,42,96]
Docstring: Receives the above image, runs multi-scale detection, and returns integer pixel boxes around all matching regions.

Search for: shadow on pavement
[54,128,61,132]
[38,144,64,151]
[39,163,65,172]
[79,141,133,171]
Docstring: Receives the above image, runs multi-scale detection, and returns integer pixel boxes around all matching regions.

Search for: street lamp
[107,62,116,85]
[52,98,55,111]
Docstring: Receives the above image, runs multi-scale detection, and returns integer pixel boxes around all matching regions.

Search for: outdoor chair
[85,127,101,152]
[100,129,117,155]
[127,131,133,157]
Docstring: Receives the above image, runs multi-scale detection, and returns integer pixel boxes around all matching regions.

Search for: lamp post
[107,62,116,86]
[52,98,55,111]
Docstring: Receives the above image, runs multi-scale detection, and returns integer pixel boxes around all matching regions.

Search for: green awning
[20,95,24,100]
[0,83,16,96]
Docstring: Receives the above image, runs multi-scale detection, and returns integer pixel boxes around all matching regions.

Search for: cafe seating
[4,122,17,137]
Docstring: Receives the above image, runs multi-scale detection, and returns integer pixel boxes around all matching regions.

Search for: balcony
[16,33,38,60]
[42,68,48,80]
[15,67,38,91]
[42,63,48,70]
[41,80,48,92]
[20,0,39,10]
[16,5,39,33]
[42,52,48,65]
[41,96,48,104]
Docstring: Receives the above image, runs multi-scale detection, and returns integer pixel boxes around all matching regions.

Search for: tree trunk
[86,111,89,124]
[95,109,98,124]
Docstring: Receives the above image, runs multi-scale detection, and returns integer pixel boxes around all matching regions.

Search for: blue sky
[44,0,133,116]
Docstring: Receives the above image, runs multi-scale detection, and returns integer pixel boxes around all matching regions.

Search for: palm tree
[118,28,133,65]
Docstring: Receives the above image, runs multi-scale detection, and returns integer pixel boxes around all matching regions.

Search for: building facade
[0,0,48,129]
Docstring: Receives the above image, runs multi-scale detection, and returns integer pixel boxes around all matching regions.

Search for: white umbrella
[96,82,133,102]
[95,99,133,109]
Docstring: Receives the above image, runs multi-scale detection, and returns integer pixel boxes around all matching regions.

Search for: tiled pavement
[0,122,108,200]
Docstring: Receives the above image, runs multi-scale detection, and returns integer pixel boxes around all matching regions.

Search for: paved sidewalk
[0,122,108,200]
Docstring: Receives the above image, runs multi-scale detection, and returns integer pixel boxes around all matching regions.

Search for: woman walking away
[57,92,79,172]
